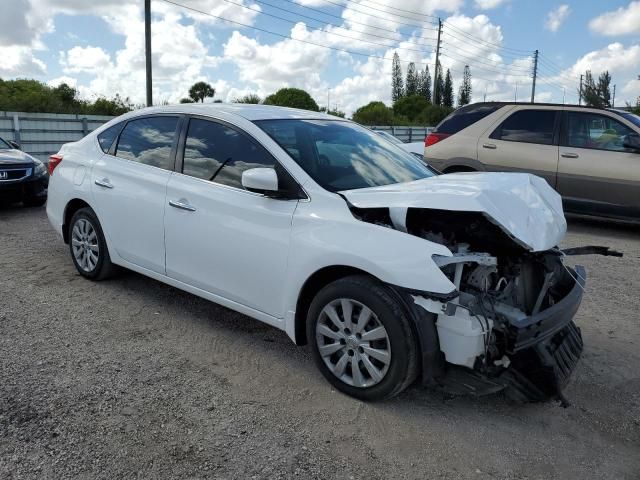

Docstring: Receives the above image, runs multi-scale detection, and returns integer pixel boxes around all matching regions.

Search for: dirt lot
[1,206,639,480]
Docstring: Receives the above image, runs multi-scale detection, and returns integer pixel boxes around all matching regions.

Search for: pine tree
[458,65,472,106]
[391,52,404,103]
[417,66,432,103]
[405,62,418,96]
[433,61,445,106]
[443,69,454,107]
[582,70,612,108]
[597,71,612,107]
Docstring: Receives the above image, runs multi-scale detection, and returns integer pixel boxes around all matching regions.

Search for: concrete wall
[0,111,433,161]
[0,111,114,162]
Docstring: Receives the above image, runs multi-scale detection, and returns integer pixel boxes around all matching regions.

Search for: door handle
[94,178,114,189]
[169,199,196,212]
[561,152,579,159]
[482,143,497,149]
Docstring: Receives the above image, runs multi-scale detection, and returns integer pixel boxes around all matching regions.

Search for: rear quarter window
[435,104,502,135]
[97,123,124,153]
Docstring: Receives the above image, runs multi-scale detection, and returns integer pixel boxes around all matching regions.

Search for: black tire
[68,207,117,280]
[307,275,419,401]
[23,196,46,207]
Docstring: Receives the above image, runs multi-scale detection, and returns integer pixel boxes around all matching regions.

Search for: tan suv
[425,103,640,220]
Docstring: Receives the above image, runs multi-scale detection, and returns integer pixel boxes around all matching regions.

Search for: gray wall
[370,126,434,143]
[0,111,432,161]
[0,111,114,162]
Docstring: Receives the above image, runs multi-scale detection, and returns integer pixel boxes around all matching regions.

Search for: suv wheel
[68,207,116,280]
[307,275,419,400]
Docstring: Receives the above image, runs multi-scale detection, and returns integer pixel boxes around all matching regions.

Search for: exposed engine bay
[350,206,621,405]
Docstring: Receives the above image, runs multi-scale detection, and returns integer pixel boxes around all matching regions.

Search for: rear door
[164,116,300,318]
[557,110,640,218]
[477,107,560,188]
[91,115,180,274]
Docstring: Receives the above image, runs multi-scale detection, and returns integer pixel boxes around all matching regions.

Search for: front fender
[282,197,456,336]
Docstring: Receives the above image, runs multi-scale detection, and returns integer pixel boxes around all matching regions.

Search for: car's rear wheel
[307,275,419,400]
[68,207,116,280]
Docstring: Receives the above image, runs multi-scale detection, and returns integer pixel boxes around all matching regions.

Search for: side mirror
[241,167,279,195]
[623,133,640,152]
[8,140,21,150]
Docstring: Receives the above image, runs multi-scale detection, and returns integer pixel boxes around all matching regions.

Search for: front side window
[115,116,179,170]
[256,119,434,191]
[564,112,635,152]
[97,123,123,153]
[490,109,557,145]
[182,118,275,189]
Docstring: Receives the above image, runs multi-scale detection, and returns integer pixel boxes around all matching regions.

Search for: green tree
[352,101,394,125]
[458,65,472,106]
[391,52,404,102]
[179,98,194,103]
[233,93,261,104]
[443,69,454,108]
[393,95,431,122]
[188,81,215,103]
[582,70,612,108]
[417,66,431,103]
[263,87,319,111]
[405,62,418,97]
[320,107,346,118]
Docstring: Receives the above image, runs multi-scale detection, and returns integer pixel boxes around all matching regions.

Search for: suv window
[435,104,501,135]
[182,118,275,189]
[564,112,635,152]
[490,109,556,145]
[97,123,123,153]
[115,116,179,170]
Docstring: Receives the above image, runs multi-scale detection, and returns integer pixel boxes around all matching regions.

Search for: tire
[307,275,419,401]
[68,207,117,280]
[23,196,46,207]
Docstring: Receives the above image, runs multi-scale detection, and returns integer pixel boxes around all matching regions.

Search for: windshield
[617,111,640,129]
[376,131,403,145]
[0,137,10,149]
[255,119,434,191]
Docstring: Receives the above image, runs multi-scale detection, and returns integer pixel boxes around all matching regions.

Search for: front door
[91,115,180,273]
[557,110,640,218]
[164,117,298,318]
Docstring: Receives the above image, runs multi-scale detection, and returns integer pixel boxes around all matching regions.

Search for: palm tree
[188,82,215,103]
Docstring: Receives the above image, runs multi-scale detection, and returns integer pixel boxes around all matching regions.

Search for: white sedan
[47,104,586,402]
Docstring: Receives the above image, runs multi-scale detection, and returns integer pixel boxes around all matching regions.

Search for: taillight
[48,154,63,175]
[425,132,451,147]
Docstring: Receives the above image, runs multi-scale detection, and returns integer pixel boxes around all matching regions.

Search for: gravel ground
[1,206,639,480]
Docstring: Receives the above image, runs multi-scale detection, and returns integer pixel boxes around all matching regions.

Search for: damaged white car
[46,105,619,404]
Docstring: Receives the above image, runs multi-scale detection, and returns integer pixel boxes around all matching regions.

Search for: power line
[159,0,439,68]
[439,52,533,77]
[441,30,531,61]
[345,0,439,21]
[216,0,436,55]
[443,21,532,55]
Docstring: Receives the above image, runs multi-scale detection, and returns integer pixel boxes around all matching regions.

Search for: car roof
[460,101,623,112]
[122,103,341,122]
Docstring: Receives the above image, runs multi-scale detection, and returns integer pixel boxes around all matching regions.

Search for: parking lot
[1,205,639,479]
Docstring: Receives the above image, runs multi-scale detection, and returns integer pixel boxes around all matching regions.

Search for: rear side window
[97,123,123,153]
[435,104,501,134]
[115,116,179,170]
[182,118,275,189]
[490,110,557,145]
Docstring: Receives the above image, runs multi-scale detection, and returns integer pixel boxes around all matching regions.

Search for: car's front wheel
[68,207,116,280]
[307,275,419,400]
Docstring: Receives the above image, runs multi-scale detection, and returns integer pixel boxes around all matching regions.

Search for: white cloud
[474,0,507,9]
[589,1,640,36]
[0,45,46,77]
[545,5,571,32]
[60,46,111,74]
[47,76,78,88]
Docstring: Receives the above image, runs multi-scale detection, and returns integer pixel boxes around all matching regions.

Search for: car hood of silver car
[340,172,567,252]
[0,149,36,165]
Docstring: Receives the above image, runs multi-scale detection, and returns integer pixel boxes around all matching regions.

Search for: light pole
[145,0,153,107]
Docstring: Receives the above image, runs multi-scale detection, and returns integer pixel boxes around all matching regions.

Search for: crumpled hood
[340,172,567,252]
[0,149,35,165]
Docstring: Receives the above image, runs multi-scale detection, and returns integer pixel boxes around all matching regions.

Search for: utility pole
[562,87,566,105]
[612,84,616,107]
[145,0,153,107]
[530,49,538,103]
[433,18,443,104]
[515,82,518,102]
[578,74,583,106]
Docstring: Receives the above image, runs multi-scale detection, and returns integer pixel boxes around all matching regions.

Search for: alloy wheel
[316,298,391,388]
[71,218,100,272]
